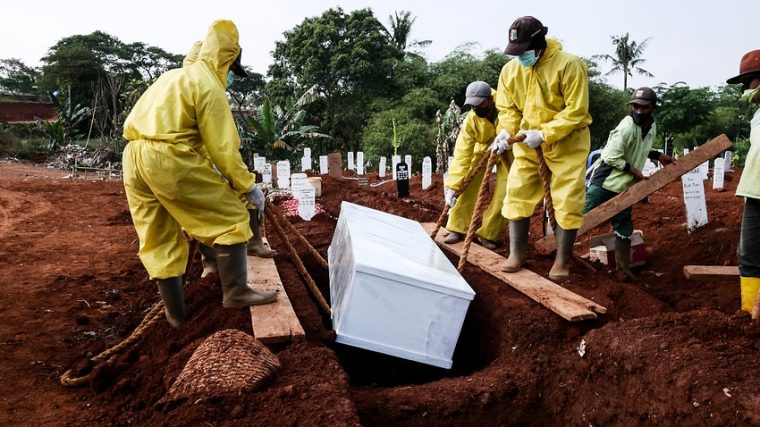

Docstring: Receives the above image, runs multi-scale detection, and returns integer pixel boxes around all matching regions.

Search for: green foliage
[731,137,751,168]
[383,11,431,54]
[228,67,266,109]
[594,33,653,91]
[0,59,41,98]
[654,82,714,150]
[429,48,507,106]
[266,7,403,151]
[585,58,630,150]
[241,85,332,163]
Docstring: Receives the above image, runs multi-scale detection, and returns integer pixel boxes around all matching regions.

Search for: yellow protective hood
[198,20,241,85]
[182,41,203,67]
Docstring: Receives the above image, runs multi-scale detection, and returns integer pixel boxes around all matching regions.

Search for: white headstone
[404,155,412,174]
[301,156,311,171]
[699,161,709,180]
[253,157,266,173]
[392,155,401,180]
[642,159,657,177]
[681,168,708,231]
[304,147,311,158]
[379,156,387,178]
[262,163,272,184]
[290,173,315,221]
[356,152,364,175]
[319,155,328,175]
[683,148,690,156]
[724,151,733,169]
[422,156,432,190]
[276,160,291,189]
[712,157,725,190]
[348,152,355,171]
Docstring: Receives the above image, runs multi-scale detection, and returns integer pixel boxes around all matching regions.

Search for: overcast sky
[2,0,756,91]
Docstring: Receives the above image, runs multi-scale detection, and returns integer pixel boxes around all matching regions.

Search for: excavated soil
[1,161,758,426]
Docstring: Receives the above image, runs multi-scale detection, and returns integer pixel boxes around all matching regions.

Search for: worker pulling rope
[430,153,491,239]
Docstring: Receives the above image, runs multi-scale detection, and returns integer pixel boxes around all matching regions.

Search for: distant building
[0,102,57,124]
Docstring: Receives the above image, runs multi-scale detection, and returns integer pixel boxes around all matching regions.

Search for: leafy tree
[430,47,507,107]
[0,59,40,97]
[654,82,714,150]
[241,85,332,163]
[384,11,431,54]
[594,33,654,90]
[228,67,265,109]
[585,58,630,150]
[266,7,403,151]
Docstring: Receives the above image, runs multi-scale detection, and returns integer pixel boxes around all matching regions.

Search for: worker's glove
[245,185,266,212]
[518,130,544,149]
[444,188,457,207]
[489,129,512,154]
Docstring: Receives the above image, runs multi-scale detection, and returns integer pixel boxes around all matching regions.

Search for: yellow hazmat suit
[445,106,510,241]
[496,38,592,230]
[122,20,254,279]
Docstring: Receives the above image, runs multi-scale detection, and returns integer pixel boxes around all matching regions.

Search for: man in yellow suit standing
[494,16,592,281]
[122,20,277,327]
[443,81,509,249]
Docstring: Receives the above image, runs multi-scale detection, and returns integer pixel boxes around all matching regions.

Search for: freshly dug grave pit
[1,162,759,426]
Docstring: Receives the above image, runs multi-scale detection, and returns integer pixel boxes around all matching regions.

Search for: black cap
[230,49,248,77]
[630,87,657,107]
[504,16,548,55]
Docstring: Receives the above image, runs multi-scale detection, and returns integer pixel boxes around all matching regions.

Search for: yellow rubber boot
[740,276,760,313]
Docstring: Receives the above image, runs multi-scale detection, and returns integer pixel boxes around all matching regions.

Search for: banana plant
[242,84,332,161]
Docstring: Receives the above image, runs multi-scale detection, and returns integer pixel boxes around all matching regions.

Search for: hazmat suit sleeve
[197,90,255,194]
[495,63,522,136]
[540,59,590,145]
[444,114,478,191]
[601,118,634,171]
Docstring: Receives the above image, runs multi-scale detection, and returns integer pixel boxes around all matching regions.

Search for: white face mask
[226,71,235,88]
[517,50,539,67]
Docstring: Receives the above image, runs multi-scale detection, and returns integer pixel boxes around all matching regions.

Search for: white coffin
[328,202,475,369]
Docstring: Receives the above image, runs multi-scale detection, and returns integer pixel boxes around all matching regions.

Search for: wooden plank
[683,265,739,281]
[534,134,733,254]
[247,238,306,344]
[422,223,606,321]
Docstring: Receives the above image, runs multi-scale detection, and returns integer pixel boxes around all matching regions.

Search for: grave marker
[262,163,272,184]
[422,156,432,190]
[379,156,387,178]
[356,152,364,175]
[396,162,409,197]
[319,155,328,175]
[682,168,708,231]
[405,155,412,174]
[699,161,709,180]
[348,152,355,171]
[724,151,733,170]
[712,157,725,190]
[254,156,266,173]
[328,153,342,178]
[392,155,401,180]
[642,159,657,177]
[290,173,315,221]
[276,161,291,189]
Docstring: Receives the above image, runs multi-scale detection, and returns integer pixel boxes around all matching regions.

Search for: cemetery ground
[1,160,759,426]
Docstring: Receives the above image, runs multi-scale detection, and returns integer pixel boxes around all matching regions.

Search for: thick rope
[266,198,328,270]
[61,241,200,387]
[430,153,491,238]
[265,205,332,317]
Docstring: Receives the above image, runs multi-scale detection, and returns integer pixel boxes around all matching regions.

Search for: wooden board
[247,239,306,344]
[683,265,739,281]
[422,223,606,321]
[534,134,733,254]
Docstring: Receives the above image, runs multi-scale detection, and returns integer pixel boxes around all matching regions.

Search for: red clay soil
[0,161,758,426]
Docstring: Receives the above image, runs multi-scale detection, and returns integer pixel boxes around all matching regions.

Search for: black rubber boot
[199,244,217,278]
[217,243,277,308]
[614,236,636,279]
[247,209,277,258]
[549,226,578,281]
[501,218,529,272]
[157,277,188,327]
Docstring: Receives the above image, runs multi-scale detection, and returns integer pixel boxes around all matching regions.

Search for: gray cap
[464,81,492,107]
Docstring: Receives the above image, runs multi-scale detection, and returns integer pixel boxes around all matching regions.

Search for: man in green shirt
[585,87,674,278]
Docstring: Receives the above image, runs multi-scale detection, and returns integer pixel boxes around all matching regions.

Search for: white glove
[444,188,457,207]
[518,130,544,149]
[245,185,265,212]
[489,129,512,154]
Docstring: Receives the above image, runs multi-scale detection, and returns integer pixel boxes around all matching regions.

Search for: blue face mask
[226,71,235,87]
[517,50,539,67]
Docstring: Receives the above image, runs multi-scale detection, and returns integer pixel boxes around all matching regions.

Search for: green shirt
[737,108,760,199]
[590,115,658,194]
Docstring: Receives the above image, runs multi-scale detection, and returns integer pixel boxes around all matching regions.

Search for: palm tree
[243,84,332,161]
[594,33,654,91]
[385,11,431,54]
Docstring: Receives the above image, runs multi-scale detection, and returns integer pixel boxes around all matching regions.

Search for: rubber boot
[549,226,577,282]
[501,218,529,272]
[476,236,499,250]
[199,244,217,278]
[217,243,277,308]
[157,277,188,327]
[247,209,277,258]
[444,231,464,244]
[740,276,760,313]
[614,236,635,279]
